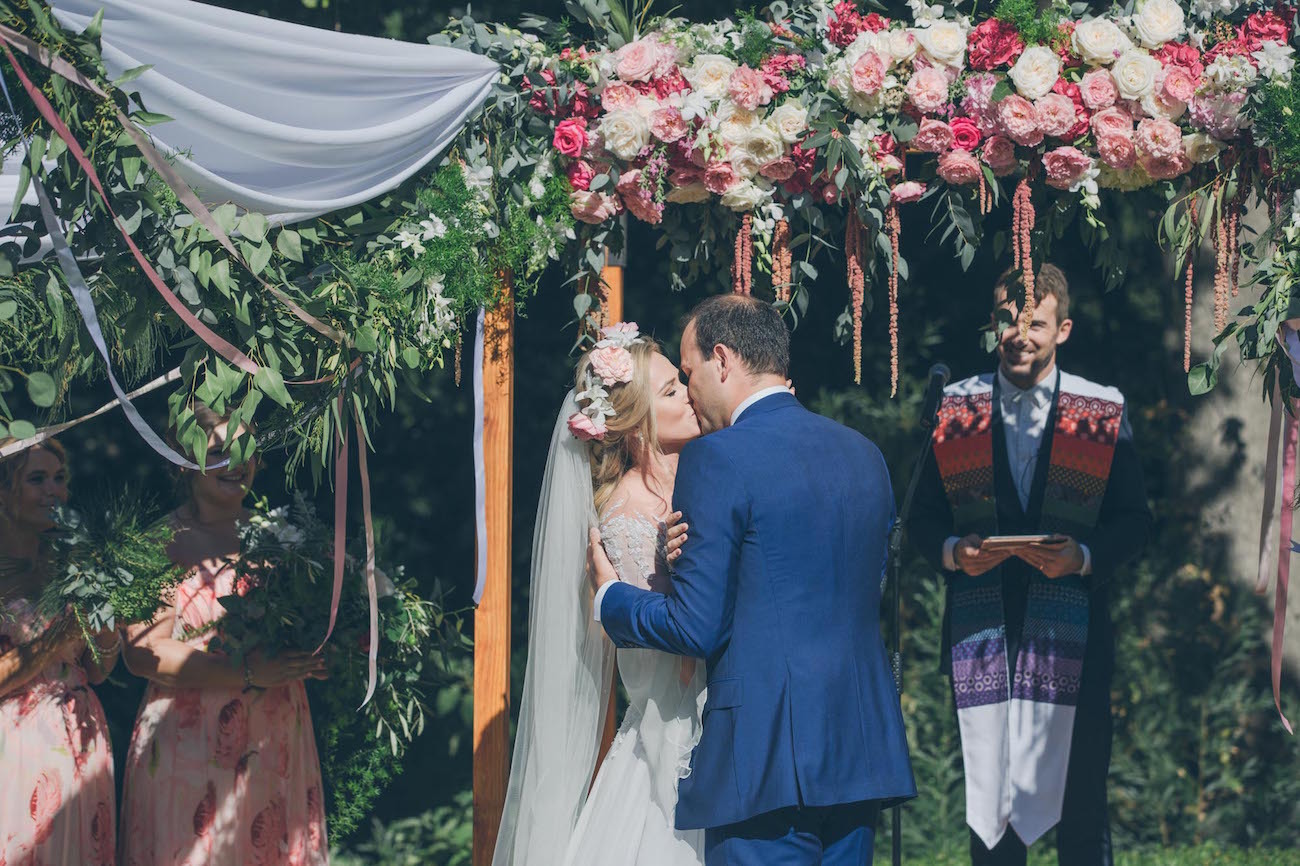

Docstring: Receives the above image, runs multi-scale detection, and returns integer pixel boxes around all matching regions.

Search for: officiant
[908,263,1151,866]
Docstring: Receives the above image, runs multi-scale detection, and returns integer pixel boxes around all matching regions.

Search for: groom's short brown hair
[686,295,790,378]
[993,263,1070,323]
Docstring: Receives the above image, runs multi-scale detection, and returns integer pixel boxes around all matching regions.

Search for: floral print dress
[118,563,329,866]
[0,597,116,866]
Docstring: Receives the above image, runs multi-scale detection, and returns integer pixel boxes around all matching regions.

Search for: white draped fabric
[37,0,497,223]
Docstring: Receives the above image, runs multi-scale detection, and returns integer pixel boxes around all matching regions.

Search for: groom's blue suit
[600,391,916,864]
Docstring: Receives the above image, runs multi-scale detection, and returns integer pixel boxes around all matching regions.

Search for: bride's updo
[568,324,662,515]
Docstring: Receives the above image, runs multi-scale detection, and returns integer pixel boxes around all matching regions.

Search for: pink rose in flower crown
[851,52,888,96]
[1096,133,1137,169]
[1091,106,1134,140]
[760,158,798,181]
[937,149,982,186]
[1140,151,1191,180]
[601,82,640,111]
[650,108,688,143]
[588,345,635,386]
[729,66,775,110]
[552,117,588,158]
[1135,117,1184,161]
[568,412,607,441]
[704,161,740,194]
[570,189,621,224]
[997,95,1043,147]
[1043,146,1092,189]
[1079,70,1118,111]
[891,180,928,203]
[567,160,596,191]
[906,66,951,115]
[1034,93,1078,139]
[950,117,983,151]
[967,18,1025,72]
[913,118,955,153]
[1159,66,1197,105]
[614,38,663,82]
[981,135,1019,176]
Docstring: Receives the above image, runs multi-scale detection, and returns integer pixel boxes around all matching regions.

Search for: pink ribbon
[318,393,350,654]
[355,413,379,707]
[1274,400,1298,735]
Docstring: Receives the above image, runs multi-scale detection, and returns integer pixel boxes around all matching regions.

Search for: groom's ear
[714,343,734,381]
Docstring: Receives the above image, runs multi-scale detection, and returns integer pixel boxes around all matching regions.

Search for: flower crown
[568,322,643,441]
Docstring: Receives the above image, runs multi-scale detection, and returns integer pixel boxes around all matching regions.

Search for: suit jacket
[600,392,917,831]
[907,371,1152,684]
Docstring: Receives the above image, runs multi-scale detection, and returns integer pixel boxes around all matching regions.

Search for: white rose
[720,178,772,211]
[743,124,786,166]
[1182,132,1224,163]
[634,95,661,119]
[767,101,808,144]
[1009,46,1062,100]
[913,21,967,68]
[666,182,712,204]
[599,109,651,160]
[1111,50,1162,100]
[1072,18,1133,66]
[715,102,759,146]
[729,150,762,179]
[1141,89,1187,121]
[685,54,738,100]
[887,29,919,65]
[844,31,887,66]
[1133,0,1186,47]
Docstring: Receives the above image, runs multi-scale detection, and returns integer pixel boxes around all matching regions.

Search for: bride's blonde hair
[575,339,663,516]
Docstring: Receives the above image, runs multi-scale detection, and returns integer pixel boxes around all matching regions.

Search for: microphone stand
[888,369,946,866]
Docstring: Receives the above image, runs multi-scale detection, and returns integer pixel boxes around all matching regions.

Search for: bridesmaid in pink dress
[120,407,330,866]
[0,439,120,866]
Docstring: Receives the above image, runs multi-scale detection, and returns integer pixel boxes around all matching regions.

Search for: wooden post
[474,288,514,866]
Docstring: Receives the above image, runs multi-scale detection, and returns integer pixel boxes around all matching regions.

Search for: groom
[588,294,915,865]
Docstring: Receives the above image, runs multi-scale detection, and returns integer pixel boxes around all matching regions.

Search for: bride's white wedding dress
[564,505,706,866]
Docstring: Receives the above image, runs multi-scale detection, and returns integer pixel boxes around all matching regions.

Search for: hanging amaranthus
[1213,176,1230,335]
[886,203,902,398]
[846,210,866,386]
[1012,175,1036,338]
[454,331,463,388]
[1184,199,1198,374]
[773,218,792,302]
[979,170,991,216]
[732,214,753,295]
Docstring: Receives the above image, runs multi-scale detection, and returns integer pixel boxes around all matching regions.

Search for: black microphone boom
[918,362,951,431]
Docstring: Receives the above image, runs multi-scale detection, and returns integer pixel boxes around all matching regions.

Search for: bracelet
[93,632,122,655]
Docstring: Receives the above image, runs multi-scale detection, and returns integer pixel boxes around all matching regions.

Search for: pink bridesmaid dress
[0,597,116,866]
[118,563,329,866]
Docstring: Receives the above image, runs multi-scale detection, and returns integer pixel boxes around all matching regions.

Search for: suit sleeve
[1081,407,1151,590]
[907,445,958,577]
[599,438,746,659]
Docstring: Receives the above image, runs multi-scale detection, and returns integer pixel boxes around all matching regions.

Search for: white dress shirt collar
[730,385,794,426]
[997,365,1058,408]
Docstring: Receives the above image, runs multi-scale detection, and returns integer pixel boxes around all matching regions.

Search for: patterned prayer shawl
[932,372,1124,848]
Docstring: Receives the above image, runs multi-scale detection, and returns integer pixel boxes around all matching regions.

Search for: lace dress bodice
[599,508,672,596]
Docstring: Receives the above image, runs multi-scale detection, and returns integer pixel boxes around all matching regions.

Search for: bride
[492,322,706,866]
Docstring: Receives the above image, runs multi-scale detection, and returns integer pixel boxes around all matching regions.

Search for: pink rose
[30,769,62,844]
[552,117,588,158]
[1160,66,1197,104]
[614,39,660,82]
[1140,151,1191,180]
[1079,69,1118,110]
[729,65,775,110]
[962,73,1000,134]
[997,95,1043,147]
[1136,117,1184,161]
[891,180,928,203]
[981,135,1019,176]
[1042,146,1092,189]
[760,158,797,181]
[949,117,983,151]
[1096,133,1137,169]
[616,171,663,224]
[601,82,640,111]
[1091,107,1133,140]
[906,66,951,115]
[567,160,596,191]
[968,18,1025,71]
[589,345,635,385]
[821,183,842,204]
[912,118,955,153]
[567,412,606,441]
[876,153,904,175]
[649,107,687,143]
[703,161,739,194]
[937,149,983,186]
[570,190,621,224]
[851,52,887,96]
[1034,93,1079,139]
[194,781,217,836]
[250,799,289,866]
[215,697,249,768]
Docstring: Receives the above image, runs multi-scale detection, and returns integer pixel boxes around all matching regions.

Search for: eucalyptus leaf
[25,372,57,408]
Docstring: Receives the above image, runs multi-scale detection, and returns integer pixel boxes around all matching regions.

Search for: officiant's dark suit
[908,266,1151,866]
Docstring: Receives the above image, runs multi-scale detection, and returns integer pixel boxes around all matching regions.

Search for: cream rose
[666,182,712,204]
[1009,46,1063,101]
[887,29,920,65]
[685,54,738,100]
[1133,0,1186,48]
[1072,18,1133,66]
[716,102,760,147]
[767,102,809,144]
[743,124,786,167]
[599,109,651,161]
[914,21,967,68]
[720,178,771,211]
[1182,132,1225,164]
[1111,50,1162,100]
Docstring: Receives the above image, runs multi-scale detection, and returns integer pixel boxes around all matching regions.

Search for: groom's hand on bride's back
[587,527,619,594]
[953,533,1012,577]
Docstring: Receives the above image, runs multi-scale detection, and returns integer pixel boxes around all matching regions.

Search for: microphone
[918,363,951,431]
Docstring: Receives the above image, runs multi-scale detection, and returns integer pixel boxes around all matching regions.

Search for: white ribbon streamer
[473,305,488,605]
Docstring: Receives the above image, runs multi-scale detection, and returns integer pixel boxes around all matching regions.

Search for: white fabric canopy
[41,0,497,223]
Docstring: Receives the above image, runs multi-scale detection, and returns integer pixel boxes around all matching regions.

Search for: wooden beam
[594,261,624,770]
[473,288,514,866]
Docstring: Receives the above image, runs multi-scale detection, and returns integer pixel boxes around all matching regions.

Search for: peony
[1111,50,1163,100]
[570,189,621,224]
[913,117,955,152]
[666,181,712,203]
[743,124,787,167]
[1097,133,1138,169]
[1043,146,1093,189]
[1140,150,1191,180]
[767,101,809,143]
[760,158,798,181]
[1182,132,1225,163]
[1079,68,1119,109]
[891,180,928,203]
[982,134,1019,175]
[1034,93,1079,138]
[685,54,739,100]
[720,178,771,211]
[650,108,688,143]
[600,82,640,111]
[851,52,888,95]
[915,20,969,68]
[1160,65,1198,103]
[950,116,983,151]
[614,38,661,83]
[906,66,951,114]
[552,117,588,158]
[967,18,1024,71]
[1072,17,1133,65]
[1091,106,1134,139]
[729,65,775,110]
[1135,117,1184,160]
[703,160,740,194]
[937,148,983,186]
[568,412,607,441]
[1009,45,1063,100]
[589,346,635,385]
[599,110,651,160]
[998,94,1043,146]
[1133,0,1187,48]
